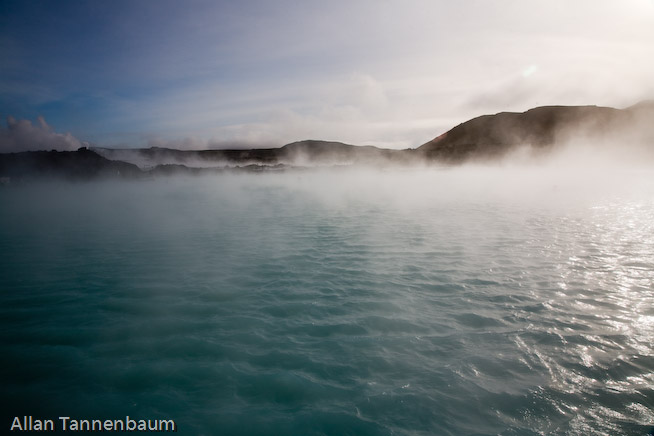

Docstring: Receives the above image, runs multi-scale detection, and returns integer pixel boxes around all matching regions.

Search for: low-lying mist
[495,136,654,169]
[3,149,653,436]
[4,156,652,220]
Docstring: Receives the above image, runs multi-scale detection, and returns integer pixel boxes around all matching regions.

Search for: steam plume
[1,116,87,153]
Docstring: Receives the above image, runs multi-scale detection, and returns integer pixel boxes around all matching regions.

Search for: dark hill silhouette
[417,103,654,163]
[94,140,411,169]
[94,103,652,168]
[2,102,652,179]
[0,148,142,181]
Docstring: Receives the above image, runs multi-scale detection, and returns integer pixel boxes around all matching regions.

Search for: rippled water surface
[1,168,653,435]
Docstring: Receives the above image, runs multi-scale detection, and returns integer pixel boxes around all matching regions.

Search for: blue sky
[1,0,653,150]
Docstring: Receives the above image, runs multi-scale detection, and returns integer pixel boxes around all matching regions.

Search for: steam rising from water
[1,165,653,435]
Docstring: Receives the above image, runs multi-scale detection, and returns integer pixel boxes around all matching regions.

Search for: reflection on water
[509,200,654,435]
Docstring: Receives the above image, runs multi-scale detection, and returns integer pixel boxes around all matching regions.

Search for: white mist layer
[2,164,653,436]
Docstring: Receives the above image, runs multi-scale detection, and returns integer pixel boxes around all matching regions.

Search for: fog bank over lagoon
[2,161,653,435]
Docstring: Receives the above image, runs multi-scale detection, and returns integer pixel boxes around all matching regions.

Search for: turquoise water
[1,168,653,435]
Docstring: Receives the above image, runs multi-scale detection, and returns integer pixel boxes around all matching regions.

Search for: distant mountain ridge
[93,140,411,169]
[1,102,653,181]
[94,102,652,169]
[417,101,654,162]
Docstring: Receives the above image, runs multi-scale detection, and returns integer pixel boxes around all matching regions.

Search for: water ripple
[1,171,653,435]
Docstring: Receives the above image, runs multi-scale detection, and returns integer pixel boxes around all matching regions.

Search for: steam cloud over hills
[1,102,653,180]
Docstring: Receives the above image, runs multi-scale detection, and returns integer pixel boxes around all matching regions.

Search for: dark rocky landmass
[0,147,143,182]
[1,102,652,181]
[0,148,295,183]
[417,101,654,163]
[94,140,412,169]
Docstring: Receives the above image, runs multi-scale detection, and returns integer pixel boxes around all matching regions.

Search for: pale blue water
[1,168,653,435]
